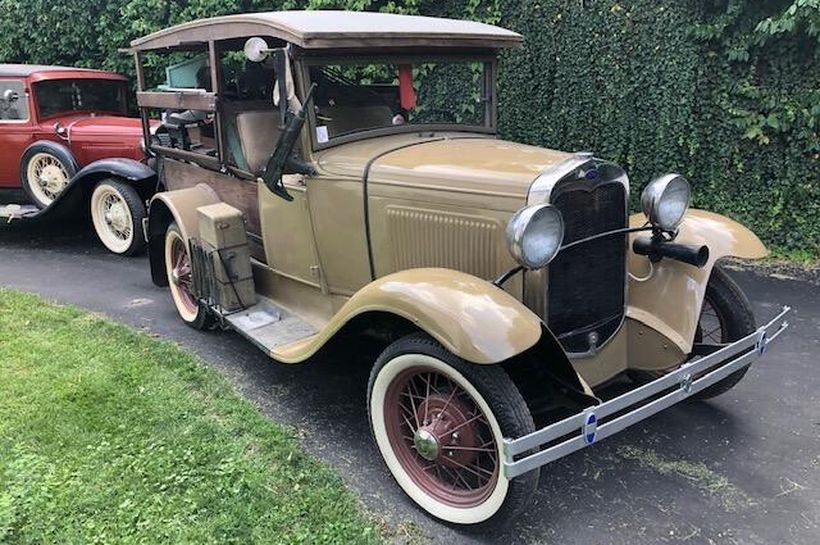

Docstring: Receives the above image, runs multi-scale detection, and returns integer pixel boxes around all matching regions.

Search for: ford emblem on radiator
[583,411,598,444]
[584,168,600,180]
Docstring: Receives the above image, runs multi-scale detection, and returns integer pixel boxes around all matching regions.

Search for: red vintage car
[0,64,155,255]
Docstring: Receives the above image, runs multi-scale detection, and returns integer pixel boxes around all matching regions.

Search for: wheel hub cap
[39,165,66,193]
[413,429,439,461]
[105,202,127,231]
[415,394,479,467]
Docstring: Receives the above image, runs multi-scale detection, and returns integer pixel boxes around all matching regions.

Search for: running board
[0,203,39,220]
[223,297,317,354]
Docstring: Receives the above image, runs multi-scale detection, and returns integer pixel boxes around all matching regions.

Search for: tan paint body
[142,17,769,390]
[150,183,220,242]
[155,146,549,366]
[627,209,768,354]
[270,268,543,365]
[152,144,767,389]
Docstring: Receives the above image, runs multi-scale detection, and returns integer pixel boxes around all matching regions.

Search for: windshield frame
[33,78,129,121]
[299,51,498,151]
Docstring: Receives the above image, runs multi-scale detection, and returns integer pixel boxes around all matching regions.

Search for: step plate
[0,204,39,219]
[224,298,317,353]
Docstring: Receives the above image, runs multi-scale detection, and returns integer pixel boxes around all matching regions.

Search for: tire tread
[692,265,756,399]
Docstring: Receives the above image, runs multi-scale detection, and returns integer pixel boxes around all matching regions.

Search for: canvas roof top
[130,10,523,52]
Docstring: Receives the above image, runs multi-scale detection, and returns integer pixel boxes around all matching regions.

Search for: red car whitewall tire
[20,144,77,208]
[90,178,146,256]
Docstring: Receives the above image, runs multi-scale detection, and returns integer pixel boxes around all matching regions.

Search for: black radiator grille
[547,181,627,353]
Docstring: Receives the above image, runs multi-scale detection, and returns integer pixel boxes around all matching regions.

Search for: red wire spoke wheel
[368,334,538,527]
[163,222,212,330]
[384,367,500,507]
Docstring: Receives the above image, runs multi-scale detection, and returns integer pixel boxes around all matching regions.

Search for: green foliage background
[0,0,817,257]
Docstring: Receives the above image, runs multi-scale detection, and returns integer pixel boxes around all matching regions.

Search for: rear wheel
[691,265,756,399]
[164,222,212,329]
[90,179,146,256]
[368,333,538,527]
[21,146,77,208]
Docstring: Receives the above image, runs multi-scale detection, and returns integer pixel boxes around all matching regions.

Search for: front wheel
[90,179,146,256]
[690,265,756,400]
[368,333,538,527]
[628,266,757,397]
[164,222,213,330]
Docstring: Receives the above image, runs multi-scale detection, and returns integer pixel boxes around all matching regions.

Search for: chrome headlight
[641,174,691,231]
[506,204,564,269]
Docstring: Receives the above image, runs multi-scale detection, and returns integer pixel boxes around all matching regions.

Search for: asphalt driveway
[1,220,818,545]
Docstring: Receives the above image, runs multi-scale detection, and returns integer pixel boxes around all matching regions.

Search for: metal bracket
[756,329,768,356]
[582,408,598,445]
[681,373,693,394]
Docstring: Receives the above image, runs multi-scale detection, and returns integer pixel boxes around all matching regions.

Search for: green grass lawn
[0,288,379,544]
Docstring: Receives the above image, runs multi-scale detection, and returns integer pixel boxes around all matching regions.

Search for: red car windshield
[34,79,127,119]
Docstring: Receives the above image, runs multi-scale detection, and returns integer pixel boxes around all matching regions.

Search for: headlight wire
[493,223,655,288]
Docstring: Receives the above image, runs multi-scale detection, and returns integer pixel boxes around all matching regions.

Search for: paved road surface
[1,221,818,545]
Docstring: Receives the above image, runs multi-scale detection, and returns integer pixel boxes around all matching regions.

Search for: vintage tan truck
[129,11,790,526]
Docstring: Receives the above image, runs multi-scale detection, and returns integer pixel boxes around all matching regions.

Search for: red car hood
[63,115,144,139]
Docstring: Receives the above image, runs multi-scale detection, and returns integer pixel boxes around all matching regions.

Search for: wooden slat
[137,91,216,111]
[162,158,263,249]
[134,52,146,92]
[133,51,152,149]
[154,146,221,171]
[208,41,225,166]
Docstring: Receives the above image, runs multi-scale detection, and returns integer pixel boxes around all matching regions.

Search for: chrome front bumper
[502,306,791,478]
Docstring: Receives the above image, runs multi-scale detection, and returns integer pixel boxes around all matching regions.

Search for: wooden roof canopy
[129,10,523,52]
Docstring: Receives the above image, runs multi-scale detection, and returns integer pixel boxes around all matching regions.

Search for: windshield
[307,58,493,144]
[34,79,127,119]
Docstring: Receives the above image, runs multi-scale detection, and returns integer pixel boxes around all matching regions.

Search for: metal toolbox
[194,203,256,312]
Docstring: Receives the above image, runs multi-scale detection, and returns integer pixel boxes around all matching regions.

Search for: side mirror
[245,37,288,127]
[244,37,272,63]
[259,84,318,202]
[2,89,19,103]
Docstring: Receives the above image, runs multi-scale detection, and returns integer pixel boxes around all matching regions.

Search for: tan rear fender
[274,268,544,365]
[146,184,220,286]
[628,209,768,354]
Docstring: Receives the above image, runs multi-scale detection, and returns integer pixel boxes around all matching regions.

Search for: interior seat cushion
[235,110,281,174]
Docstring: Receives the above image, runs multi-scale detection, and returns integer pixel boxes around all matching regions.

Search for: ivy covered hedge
[0,0,817,257]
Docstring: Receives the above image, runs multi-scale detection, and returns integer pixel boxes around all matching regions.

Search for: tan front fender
[628,209,768,353]
[273,268,543,365]
[146,183,219,286]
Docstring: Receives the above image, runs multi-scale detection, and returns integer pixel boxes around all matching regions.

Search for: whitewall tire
[21,149,76,208]
[90,179,146,256]
[163,222,212,329]
[367,334,538,527]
